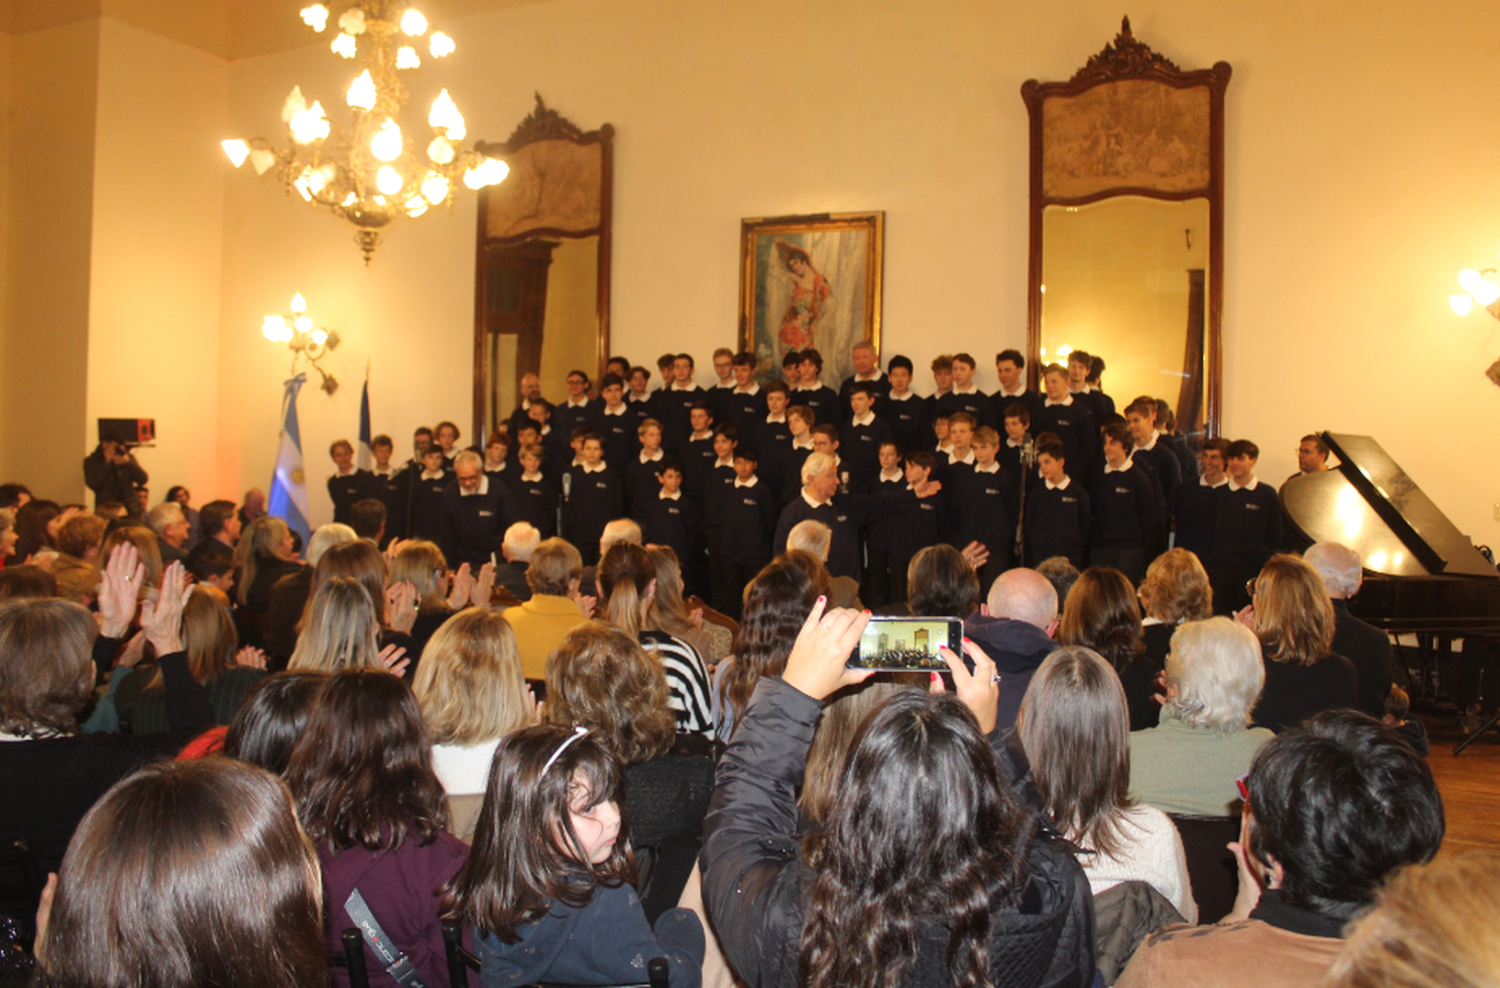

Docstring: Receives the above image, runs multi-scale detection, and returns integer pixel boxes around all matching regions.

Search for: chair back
[328,927,370,988]
[1168,812,1241,923]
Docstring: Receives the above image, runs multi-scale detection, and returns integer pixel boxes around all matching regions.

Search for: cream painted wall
[209,0,1498,547]
[1,19,99,500]
[86,17,227,511]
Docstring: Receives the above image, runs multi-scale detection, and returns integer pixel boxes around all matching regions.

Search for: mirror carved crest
[1023,18,1230,437]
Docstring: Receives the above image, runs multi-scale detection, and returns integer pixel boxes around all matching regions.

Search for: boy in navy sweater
[703,424,740,608]
[881,356,930,459]
[1209,439,1282,614]
[756,382,794,507]
[717,446,777,620]
[651,353,705,454]
[626,418,667,517]
[1031,364,1097,484]
[839,382,892,493]
[553,369,600,440]
[405,445,451,542]
[639,460,696,575]
[861,440,909,608]
[679,403,718,501]
[998,404,1031,474]
[933,352,993,430]
[1024,436,1090,569]
[327,438,378,526]
[723,351,767,441]
[1125,397,1181,558]
[562,432,623,566]
[509,443,558,539]
[793,348,841,426]
[778,405,817,505]
[886,450,944,604]
[1089,423,1160,584]
[950,427,1015,589]
[594,373,638,469]
[1173,437,1229,560]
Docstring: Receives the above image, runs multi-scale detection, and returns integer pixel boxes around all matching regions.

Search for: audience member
[645,544,732,669]
[713,554,819,743]
[221,669,329,774]
[502,537,590,680]
[186,498,240,573]
[1138,548,1214,668]
[1244,554,1358,732]
[286,576,387,673]
[0,562,58,600]
[1058,567,1159,731]
[1305,541,1394,718]
[1129,617,1272,816]
[495,520,541,600]
[786,519,861,609]
[50,512,107,602]
[263,522,357,663]
[1382,683,1429,757]
[83,436,148,513]
[964,566,1060,732]
[906,543,981,618]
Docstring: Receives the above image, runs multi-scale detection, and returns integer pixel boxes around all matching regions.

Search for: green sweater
[1128,710,1273,817]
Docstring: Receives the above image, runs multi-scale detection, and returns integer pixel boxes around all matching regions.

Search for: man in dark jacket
[441,451,519,570]
[1305,541,1393,718]
[84,437,148,515]
[964,567,1060,732]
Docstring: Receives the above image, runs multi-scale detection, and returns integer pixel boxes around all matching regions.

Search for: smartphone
[847,616,964,672]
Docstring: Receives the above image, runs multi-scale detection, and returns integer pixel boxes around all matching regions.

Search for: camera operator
[84,434,148,516]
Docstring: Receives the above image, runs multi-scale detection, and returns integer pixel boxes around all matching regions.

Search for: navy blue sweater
[1089,463,1161,550]
[562,465,624,551]
[1210,481,1283,566]
[772,488,914,580]
[506,472,558,539]
[1024,478,1091,566]
[440,481,519,569]
[719,479,778,565]
[839,416,893,494]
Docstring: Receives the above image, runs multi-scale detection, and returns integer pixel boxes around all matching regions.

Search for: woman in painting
[776,240,833,350]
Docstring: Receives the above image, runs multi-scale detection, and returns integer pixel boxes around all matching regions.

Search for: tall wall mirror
[472,95,613,443]
[1023,18,1230,438]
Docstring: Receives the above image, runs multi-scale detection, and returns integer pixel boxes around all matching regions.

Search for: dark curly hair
[718,556,819,732]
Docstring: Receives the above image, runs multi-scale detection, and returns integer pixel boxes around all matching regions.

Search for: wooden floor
[1420,712,1500,858]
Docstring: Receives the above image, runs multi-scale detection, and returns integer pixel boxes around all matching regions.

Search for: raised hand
[447,563,474,610]
[471,561,496,606]
[379,643,411,678]
[932,638,1000,734]
[96,542,145,638]
[236,646,269,670]
[140,562,189,655]
[781,597,872,702]
[385,579,419,634]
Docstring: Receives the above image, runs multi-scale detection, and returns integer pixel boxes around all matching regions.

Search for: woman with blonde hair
[97,525,164,597]
[597,541,713,736]
[1243,553,1357,732]
[1017,645,1195,921]
[286,576,386,673]
[413,606,531,839]
[644,545,731,668]
[236,516,299,611]
[389,539,458,656]
[1129,617,1273,817]
[114,585,267,731]
[1138,548,1213,667]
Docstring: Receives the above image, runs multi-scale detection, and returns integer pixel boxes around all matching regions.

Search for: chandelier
[264,293,342,394]
[221,2,509,264]
[1448,265,1500,387]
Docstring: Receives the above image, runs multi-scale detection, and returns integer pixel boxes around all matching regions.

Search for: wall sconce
[1448,267,1500,387]
[263,293,341,394]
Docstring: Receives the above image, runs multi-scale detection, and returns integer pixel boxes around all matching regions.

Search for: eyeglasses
[1244,579,1259,600]
[1236,773,1251,802]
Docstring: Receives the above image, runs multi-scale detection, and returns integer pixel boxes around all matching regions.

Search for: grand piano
[1281,433,1500,637]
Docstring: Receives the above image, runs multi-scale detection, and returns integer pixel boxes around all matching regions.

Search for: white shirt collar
[1104,458,1134,474]
[602,404,626,417]
[459,475,490,496]
[689,429,713,441]
[1044,394,1073,407]
[714,456,734,468]
[997,384,1026,398]
[953,383,978,395]
[766,411,786,423]
[1006,437,1025,448]
[639,449,663,463]
[734,382,761,395]
[581,462,606,474]
[974,461,999,474]
[851,411,875,427]
[734,475,759,488]
[1134,431,1160,451]
[1228,476,1260,492]
[628,392,651,403]
[373,465,394,476]
[335,465,358,476]
[670,382,697,391]
[796,382,822,391]
[521,470,543,482]
[935,440,953,454]
[567,396,589,408]
[659,488,681,500]
[801,489,832,509]
[855,369,883,382]
[879,466,904,482]
[1044,475,1072,491]
[1200,475,1228,488]
[420,468,444,480]
[948,448,975,465]
[792,436,814,450]
[888,390,914,401]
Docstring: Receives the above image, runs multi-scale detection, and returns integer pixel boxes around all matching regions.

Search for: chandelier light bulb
[463,157,509,190]
[293,173,313,201]
[347,70,377,111]
[1476,281,1500,306]
[306,168,327,194]
[396,46,420,69]
[310,328,329,345]
[421,172,450,204]
[376,165,404,195]
[338,7,366,35]
[331,32,357,58]
[405,195,429,217]
[401,9,429,35]
[249,148,277,175]
[428,90,462,131]
[426,136,455,164]
[282,86,307,124]
[221,139,250,167]
[1451,293,1475,316]
[289,101,330,144]
[341,191,357,206]
[300,4,329,31]
[290,293,307,313]
[371,120,404,161]
[429,31,454,57]
[1459,268,1485,294]
[295,315,314,333]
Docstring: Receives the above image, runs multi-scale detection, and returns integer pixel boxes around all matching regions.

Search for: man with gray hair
[146,502,191,563]
[494,521,541,602]
[1305,541,1392,717]
[963,567,1061,731]
[441,449,518,570]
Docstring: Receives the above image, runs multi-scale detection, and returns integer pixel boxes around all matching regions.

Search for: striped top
[640,629,714,736]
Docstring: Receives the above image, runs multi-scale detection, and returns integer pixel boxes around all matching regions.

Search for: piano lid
[1281,433,1496,579]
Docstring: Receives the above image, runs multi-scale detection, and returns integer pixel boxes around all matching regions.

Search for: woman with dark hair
[444,725,705,987]
[33,758,325,988]
[12,499,62,565]
[222,669,329,774]
[0,562,57,600]
[283,668,468,988]
[907,543,982,617]
[703,602,1095,988]
[547,621,714,914]
[0,547,214,875]
[0,507,18,567]
[1059,566,1159,731]
[598,541,713,736]
[1243,554,1358,732]
[713,554,819,743]
[1017,646,1194,921]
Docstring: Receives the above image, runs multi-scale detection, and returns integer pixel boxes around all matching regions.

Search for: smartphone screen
[847,616,963,672]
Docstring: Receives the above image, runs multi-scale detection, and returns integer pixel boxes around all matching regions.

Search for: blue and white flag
[268,373,311,543]
[357,372,373,471]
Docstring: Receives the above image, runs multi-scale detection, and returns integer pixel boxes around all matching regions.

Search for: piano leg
[1453,707,1500,755]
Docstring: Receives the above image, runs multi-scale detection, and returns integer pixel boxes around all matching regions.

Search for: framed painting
[739,211,884,386]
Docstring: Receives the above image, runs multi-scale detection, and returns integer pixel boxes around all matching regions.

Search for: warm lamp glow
[338,7,366,34]
[249,149,277,175]
[463,157,509,189]
[331,32,356,57]
[1452,293,1475,316]
[429,90,462,132]
[290,293,307,313]
[221,139,250,167]
[371,120,404,161]
[310,328,329,345]
[347,70,377,110]
[1459,268,1485,294]
[429,31,454,57]
[1476,281,1500,306]
[400,8,428,35]
[405,195,429,217]
[396,46,420,69]
[420,173,449,204]
[295,316,314,333]
[300,4,329,31]
[376,165,404,194]
[288,101,330,144]
[426,136,454,164]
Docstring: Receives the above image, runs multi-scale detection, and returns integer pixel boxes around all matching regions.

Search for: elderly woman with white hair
[1128,616,1274,817]
[1304,541,1393,718]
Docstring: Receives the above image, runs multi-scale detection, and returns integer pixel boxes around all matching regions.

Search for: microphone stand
[1013,436,1036,564]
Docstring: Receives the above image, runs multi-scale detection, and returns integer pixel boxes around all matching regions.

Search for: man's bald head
[987,568,1059,631]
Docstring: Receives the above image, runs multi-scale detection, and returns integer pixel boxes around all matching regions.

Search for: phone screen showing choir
[849,618,960,671]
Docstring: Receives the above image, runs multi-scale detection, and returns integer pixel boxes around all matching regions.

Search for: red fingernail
[930,672,940,682]
[817,595,826,603]
[864,609,872,615]
[963,637,973,644]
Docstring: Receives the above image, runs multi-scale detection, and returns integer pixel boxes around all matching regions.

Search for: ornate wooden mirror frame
[472,94,614,443]
[1022,18,1230,438]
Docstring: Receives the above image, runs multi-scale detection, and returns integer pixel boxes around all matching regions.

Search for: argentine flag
[357,373,373,471]
[268,373,311,543]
